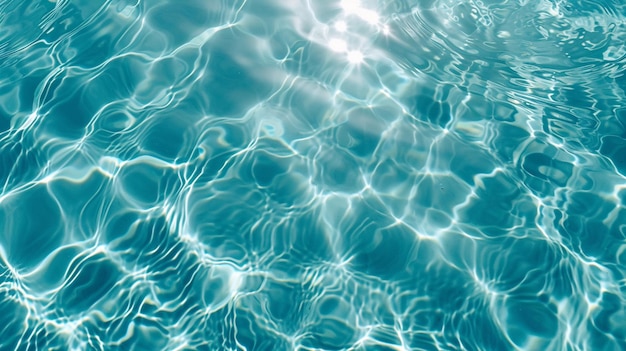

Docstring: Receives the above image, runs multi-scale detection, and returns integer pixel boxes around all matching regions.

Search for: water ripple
[1,0,626,350]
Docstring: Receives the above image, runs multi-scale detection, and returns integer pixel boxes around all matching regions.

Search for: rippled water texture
[1,0,626,350]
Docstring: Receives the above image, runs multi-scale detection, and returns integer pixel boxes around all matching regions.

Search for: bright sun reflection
[329,39,364,65]
[324,0,386,64]
[340,0,360,13]
[329,38,348,52]
[357,8,379,25]
[347,50,364,64]
[382,24,390,36]
[334,20,347,32]
[340,0,380,25]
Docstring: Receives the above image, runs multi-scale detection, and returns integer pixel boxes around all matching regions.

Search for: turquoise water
[1,0,626,350]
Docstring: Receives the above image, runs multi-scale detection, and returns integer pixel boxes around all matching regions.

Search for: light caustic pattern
[0,0,626,350]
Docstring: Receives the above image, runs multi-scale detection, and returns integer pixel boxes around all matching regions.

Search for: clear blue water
[1,0,625,350]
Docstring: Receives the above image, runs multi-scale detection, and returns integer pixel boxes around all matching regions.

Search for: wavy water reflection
[0,0,625,350]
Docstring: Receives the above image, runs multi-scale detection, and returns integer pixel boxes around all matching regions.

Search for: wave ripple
[1,0,625,350]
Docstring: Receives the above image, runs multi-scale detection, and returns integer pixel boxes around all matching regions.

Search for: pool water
[1,0,625,350]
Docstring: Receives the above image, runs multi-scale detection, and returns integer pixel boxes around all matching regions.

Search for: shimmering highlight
[1,0,625,350]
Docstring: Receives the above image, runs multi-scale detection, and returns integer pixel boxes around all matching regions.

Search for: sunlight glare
[382,24,390,35]
[340,0,380,25]
[340,0,360,13]
[334,20,348,32]
[347,50,364,64]
[357,8,379,25]
[329,38,348,52]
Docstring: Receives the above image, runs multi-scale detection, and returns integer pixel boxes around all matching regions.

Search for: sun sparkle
[340,0,361,13]
[329,38,348,52]
[347,50,364,64]
[340,0,380,25]
[334,20,348,32]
